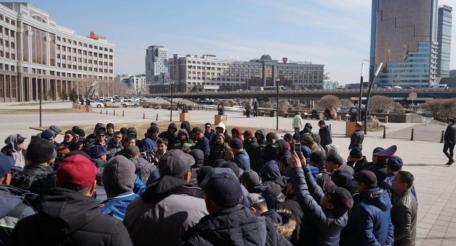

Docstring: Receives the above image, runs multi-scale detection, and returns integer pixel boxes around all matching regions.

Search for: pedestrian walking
[444,118,456,165]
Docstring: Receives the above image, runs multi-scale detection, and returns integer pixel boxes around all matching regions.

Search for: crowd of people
[0,119,419,246]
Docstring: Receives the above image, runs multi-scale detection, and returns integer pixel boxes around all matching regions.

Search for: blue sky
[19,0,456,84]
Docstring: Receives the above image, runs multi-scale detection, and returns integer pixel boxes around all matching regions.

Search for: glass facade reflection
[370,0,439,87]
[437,5,453,79]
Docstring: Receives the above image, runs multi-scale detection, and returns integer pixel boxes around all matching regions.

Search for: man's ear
[183,170,192,183]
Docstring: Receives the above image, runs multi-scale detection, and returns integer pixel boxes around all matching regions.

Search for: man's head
[96,128,106,143]
[123,136,136,148]
[56,154,97,197]
[201,171,243,213]
[4,134,27,151]
[63,130,75,143]
[325,153,344,173]
[448,118,455,126]
[26,136,57,165]
[372,147,384,163]
[319,187,354,217]
[204,123,212,133]
[229,138,243,154]
[318,120,326,128]
[191,127,204,140]
[387,156,403,173]
[355,122,363,130]
[124,145,141,159]
[157,138,168,155]
[158,149,194,182]
[215,122,225,134]
[89,145,109,161]
[348,148,363,161]
[41,129,55,142]
[215,133,225,145]
[392,171,414,195]
[300,133,315,147]
[243,130,254,142]
[167,123,178,134]
[0,153,14,185]
[354,170,378,192]
[266,132,279,145]
[106,123,115,135]
[113,131,123,144]
[103,155,136,198]
[248,193,268,215]
[309,151,326,169]
[240,170,261,193]
[146,125,160,139]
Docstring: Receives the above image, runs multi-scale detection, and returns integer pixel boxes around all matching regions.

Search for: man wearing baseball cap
[0,153,35,245]
[9,153,133,246]
[124,149,207,246]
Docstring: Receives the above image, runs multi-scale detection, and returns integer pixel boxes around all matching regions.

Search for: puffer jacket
[234,150,251,170]
[183,205,291,246]
[101,192,139,221]
[9,188,133,246]
[291,167,349,246]
[346,187,394,246]
[391,189,417,246]
[11,163,55,195]
[174,129,195,152]
[319,126,332,148]
[0,185,35,246]
[159,123,178,148]
[349,130,364,150]
[124,176,208,246]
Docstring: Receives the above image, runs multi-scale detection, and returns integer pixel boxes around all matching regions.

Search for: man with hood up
[9,153,133,246]
[159,122,178,148]
[174,129,195,152]
[1,134,27,168]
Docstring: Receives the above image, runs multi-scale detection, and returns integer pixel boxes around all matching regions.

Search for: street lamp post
[39,79,42,128]
[358,63,365,121]
[276,79,280,131]
[169,82,173,122]
[364,63,384,133]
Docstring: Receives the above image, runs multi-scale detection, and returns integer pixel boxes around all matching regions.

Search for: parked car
[121,99,140,107]
[90,100,105,108]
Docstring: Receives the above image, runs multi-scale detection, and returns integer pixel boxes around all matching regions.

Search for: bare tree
[341,98,354,108]
[318,95,341,111]
[423,99,456,120]
[368,95,394,113]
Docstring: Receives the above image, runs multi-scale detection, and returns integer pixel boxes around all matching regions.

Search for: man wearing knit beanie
[9,153,133,246]
[101,155,139,221]
[11,136,56,195]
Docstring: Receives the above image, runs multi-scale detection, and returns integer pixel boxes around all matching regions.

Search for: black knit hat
[354,170,378,188]
[202,171,243,208]
[26,136,57,163]
[349,148,363,159]
[329,187,354,217]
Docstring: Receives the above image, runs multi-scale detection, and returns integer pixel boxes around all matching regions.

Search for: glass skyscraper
[370,0,439,88]
[437,5,453,79]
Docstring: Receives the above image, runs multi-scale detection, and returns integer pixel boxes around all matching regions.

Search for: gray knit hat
[102,155,136,197]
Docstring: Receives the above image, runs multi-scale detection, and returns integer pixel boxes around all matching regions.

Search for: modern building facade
[126,74,146,95]
[145,45,168,84]
[166,54,324,92]
[437,5,453,79]
[370,0,439,88]
[0,2,115,102]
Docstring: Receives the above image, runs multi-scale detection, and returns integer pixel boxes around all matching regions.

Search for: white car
[90,101,105,108]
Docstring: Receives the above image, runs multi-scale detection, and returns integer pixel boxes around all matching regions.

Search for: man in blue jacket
[347,170,394,246]
[230,138,251,170]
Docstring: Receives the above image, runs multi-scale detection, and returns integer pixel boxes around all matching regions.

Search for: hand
[296,151,307,167]
[291,151,303,168]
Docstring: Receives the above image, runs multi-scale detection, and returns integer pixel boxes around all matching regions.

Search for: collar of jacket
[359,187,383,199]
[141,176,204,203]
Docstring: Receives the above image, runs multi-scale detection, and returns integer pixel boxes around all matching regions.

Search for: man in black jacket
[10,153,133,246]
[318,120,332,149]
[444,118,456,165]
[349,122,364,151]
[184,169,291,246]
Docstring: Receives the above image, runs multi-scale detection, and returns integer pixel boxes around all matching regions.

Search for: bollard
[410,128,414,141]
[383,126,386,139]
[156,113,158,121]
[122,110,125,117]
[106,110,108,115]
[329,124,332,131]
[143,112,145,120]
[100,110,102,114]
[441,130,445,143]
[113,110,115,116]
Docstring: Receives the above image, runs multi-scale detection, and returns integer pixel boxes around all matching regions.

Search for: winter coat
[347,156,369,173]
[174,129,195,152]
[141,137,157,153]
[349,130,364,150]
[107,140,123,158]
[234,149,251,170]
[346,187,394,246]
[208,144,225,166]
[11,163,56,195]
[193,137,211,159]
[183,205,291,246]
[130,156,157,184]
[1,146,26,169]
[101,192,139,221]
[391,189,417,246]
[291,167,349,246]
[159,127,178,148]
[0,185,35,246]
[277,195,304,245]
[204,129,216,142]
[292,115,304,130]
[319,126,333,147]
[444,124,456,144]
[9,188,133,246]
[124,176,208,246]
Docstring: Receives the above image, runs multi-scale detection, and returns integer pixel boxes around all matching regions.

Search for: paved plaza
[0,102,455,245]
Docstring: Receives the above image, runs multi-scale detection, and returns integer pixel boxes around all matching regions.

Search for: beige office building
[0,2,115,102]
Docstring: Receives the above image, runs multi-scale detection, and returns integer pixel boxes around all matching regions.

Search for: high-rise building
[437,5,453,79]
[370,0,439,88]
[0,2,116,102]
[167,54,324,92]
[145,45,168,84]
